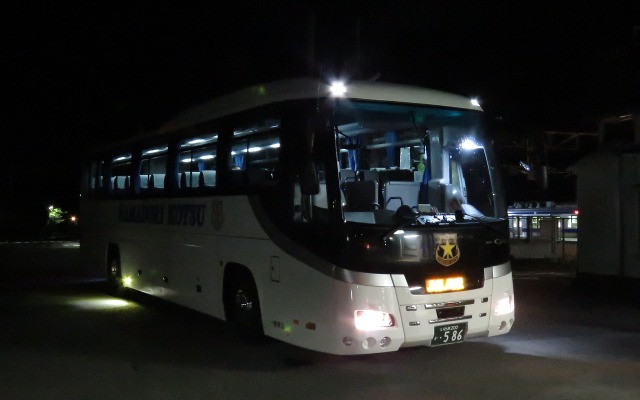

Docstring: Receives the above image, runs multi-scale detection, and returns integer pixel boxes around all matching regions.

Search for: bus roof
[159,78,482,134]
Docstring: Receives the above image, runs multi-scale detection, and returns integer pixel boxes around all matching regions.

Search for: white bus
[80,78,515,355]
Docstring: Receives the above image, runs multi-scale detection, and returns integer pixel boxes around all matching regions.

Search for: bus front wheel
[226,273,264,343]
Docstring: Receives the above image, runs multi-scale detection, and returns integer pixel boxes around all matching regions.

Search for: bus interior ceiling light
[330,81,347,97]
[187,138,206,145]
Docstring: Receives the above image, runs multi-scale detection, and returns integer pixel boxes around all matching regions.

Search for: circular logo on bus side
[211,200,224,231]
[434,233,460,267]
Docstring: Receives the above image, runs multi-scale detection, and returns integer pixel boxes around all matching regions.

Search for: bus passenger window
[229,139,248,187]
[111,154,132,195]
[179,135,217,190]
[140,146,168,193]
[230,119,281,189]
[88,160,106,196]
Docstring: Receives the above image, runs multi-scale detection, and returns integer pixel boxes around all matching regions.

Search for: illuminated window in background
[531,217,540,238]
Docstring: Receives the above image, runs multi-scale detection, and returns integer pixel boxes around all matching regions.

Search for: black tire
[227,274,264,343]
[106,250,123,294]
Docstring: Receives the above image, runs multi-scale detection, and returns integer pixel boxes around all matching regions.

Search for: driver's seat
[343,180,379,211]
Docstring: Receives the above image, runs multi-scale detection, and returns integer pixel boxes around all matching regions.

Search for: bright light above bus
[330,81,347,97]
[460,138,482,150]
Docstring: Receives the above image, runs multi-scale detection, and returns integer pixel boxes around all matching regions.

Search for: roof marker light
[330,81,347,97]
[460,138,482,150]
[470,98,480,107]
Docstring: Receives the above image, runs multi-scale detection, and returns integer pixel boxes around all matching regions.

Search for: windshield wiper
[381,209,507,242]
[454,210,508,237]
[380,207,440,242]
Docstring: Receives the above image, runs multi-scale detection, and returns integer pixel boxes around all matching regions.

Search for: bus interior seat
[344,211,376,224]
[361,169,382,200]
[248,168,271,186]
[427,180,445,211]
[150,173,165,189]
[360,170,380,182]
[427,180,471,212]
[201,170,216,187]
[379,169,413,184]
[190,172,200,188]
[179,172,200,189]
[343,180,379,211]
[90,176,103,190]
[314,182,329,209]
[339,169,357,182]
[139,175,149,189]
[230,169,245,187]
[384,181,420,210]
[113,176,129,191]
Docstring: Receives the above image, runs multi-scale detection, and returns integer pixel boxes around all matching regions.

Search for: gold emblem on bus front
[434,233,460,266]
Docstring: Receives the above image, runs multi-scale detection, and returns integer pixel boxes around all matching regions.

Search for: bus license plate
[431,322,467,346]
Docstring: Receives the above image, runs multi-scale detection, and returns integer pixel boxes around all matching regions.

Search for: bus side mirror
[298,118,320,195]
[299,162,319,195]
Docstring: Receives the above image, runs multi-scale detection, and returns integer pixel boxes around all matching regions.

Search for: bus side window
[196,144,217,189]
[229,139,248,188]
[230,118,281,190]
[89,160,106,196]
[178,136,217,191]
[111,154,132,196]
[140,145,168,194]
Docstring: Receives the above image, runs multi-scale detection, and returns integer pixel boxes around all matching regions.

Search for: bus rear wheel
[227,275,264,343]
[106,251,123,294]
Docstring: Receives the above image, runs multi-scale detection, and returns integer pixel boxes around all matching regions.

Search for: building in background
[574,111,640,280]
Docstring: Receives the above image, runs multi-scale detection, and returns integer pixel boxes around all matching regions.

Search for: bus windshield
[329,100,505,224]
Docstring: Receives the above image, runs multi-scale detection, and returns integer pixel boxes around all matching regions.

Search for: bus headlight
[354,310,396,330]
[494,291,514,315]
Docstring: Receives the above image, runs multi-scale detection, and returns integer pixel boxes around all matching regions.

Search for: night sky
[4,1,640,215]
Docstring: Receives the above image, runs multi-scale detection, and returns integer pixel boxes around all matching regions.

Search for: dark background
[3,1,639,237]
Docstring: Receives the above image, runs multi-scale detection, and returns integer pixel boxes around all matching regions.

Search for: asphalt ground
[1,241,639,400]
